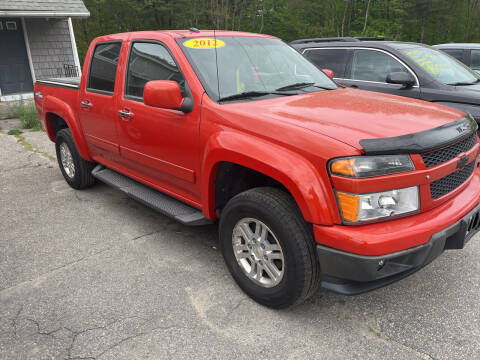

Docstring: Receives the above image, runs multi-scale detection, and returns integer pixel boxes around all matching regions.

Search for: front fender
[43,95,93,161]
[201,131,335,225]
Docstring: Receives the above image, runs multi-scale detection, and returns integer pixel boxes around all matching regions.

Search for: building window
[5,21,17,31]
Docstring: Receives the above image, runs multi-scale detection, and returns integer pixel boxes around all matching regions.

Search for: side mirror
[386,72,415,88]
[322,69,334,79]
[143,80,193,113]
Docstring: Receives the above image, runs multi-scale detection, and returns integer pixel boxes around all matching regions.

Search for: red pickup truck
[34,30,480,308]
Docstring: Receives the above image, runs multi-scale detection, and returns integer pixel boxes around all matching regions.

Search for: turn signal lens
[330,155,414,178]
[331,159,356,176]
[336,192,359,222]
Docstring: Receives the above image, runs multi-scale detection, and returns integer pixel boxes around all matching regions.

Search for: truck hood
[225,88,464,151]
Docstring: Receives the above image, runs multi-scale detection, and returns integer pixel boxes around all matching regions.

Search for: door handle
[119,110,134,120]
[81,101,91,108]
[350,85,358,88]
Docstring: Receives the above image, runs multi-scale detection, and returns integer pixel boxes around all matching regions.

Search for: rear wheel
[55,128,96,189]
[219,187,321,308]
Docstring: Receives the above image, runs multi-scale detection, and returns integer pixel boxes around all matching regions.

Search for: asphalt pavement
[0,127,479,359]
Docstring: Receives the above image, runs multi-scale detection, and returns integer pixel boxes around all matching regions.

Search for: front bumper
[319,201,480,295]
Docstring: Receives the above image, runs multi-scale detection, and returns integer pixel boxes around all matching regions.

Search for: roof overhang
[0,11,90,18]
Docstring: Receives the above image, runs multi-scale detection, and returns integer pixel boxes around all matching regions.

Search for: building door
[0,18,33,95]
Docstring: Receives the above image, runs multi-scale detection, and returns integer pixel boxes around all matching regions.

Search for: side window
[304,49,349,78]
[87,42,122,93]
[442,49,465,63]
[470,50,480,70]
[351,49,409,83]
[126,42,185,99]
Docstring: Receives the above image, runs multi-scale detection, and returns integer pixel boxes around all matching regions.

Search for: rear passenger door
[79,41,123,164]
[302,48,352,80]
[341,48,421,99]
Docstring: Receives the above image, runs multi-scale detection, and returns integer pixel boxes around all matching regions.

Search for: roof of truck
[95,30,277,41]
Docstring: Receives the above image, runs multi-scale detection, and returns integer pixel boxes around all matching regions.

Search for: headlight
[330,155,414,178]
[336,186,419,224]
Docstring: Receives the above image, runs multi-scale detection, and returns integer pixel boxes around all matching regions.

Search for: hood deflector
[359,116,478,155]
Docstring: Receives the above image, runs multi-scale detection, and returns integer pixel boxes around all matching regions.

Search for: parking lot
[0,127,479,359]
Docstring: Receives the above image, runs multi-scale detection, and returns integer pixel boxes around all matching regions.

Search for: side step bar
[92,165,213,226]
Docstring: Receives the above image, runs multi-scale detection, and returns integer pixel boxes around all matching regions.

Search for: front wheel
[55,128,96,189]
[219,187,321,309]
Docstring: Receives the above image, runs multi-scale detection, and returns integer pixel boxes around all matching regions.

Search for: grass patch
[8,100,42,131]
[7,129,23,136]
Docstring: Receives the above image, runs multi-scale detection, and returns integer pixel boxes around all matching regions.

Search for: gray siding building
[0,0,89,101]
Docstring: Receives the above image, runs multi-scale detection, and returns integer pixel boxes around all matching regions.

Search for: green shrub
[7,129,23,135]
[8,101,42,131]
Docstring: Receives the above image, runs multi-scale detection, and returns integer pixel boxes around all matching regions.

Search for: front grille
[421,133,477,167]
[430,161,475,199]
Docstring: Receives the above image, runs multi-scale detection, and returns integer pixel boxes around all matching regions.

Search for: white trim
[0,11,90,18]
[302,46,420,88]
[0,92,34,102]
[35,80,79,88]
[68,17,81,74]
[21,18,36,83]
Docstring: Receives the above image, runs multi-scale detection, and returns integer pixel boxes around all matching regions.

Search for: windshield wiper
[448,79,480,86]
[275,82,315,91]
[218,91,291,102]
[275,82,336,91]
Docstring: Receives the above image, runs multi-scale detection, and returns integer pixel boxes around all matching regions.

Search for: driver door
[341,49,421,99]
[118,40,200,200]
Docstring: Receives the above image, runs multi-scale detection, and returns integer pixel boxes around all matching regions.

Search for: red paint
[322,69,334,79]
[143,81,183,109]
[34,30,480,258]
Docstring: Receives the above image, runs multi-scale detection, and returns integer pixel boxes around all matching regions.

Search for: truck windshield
[178,36,337,102]
[401,46,480,85]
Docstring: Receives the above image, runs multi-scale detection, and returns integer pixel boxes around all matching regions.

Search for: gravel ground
[0,127,479,359]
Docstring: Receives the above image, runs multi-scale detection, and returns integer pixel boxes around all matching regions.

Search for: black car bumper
[319,202,480,295]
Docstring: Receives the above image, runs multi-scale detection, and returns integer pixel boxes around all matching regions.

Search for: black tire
[219,187,321,309]
[55,128,96,189]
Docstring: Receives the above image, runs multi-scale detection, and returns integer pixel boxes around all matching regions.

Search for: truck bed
[35,77,81,89]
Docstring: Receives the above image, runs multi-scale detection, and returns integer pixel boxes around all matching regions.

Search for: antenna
[213,20,221,100]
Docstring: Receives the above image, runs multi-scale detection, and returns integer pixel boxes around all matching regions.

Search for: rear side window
[442,49,465,63]
[351,49,409,83]
[303,48,349,78]
[125,42,185,99]
[470,50,480,69]
[87,42,122,94]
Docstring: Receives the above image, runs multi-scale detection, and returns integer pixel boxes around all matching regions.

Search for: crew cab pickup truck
[34,30,480,309]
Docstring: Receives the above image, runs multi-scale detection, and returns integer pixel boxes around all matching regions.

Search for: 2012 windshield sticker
[184,38,225,49]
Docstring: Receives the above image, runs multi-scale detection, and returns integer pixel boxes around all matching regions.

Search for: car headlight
[336,186,419,224]
[330,155,414,178]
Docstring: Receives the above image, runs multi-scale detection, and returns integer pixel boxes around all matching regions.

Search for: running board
[92,165,212,226]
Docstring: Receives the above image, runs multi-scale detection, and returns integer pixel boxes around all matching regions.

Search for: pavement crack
[12,133,56,162]
[94,324,177,359]
[131,229,162,241]
[26,318,64,337]
[361,320,435,360]
[230,298,247,312]
[0,247,114,295]
[11,305,24,338]
[63,316,152,360]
